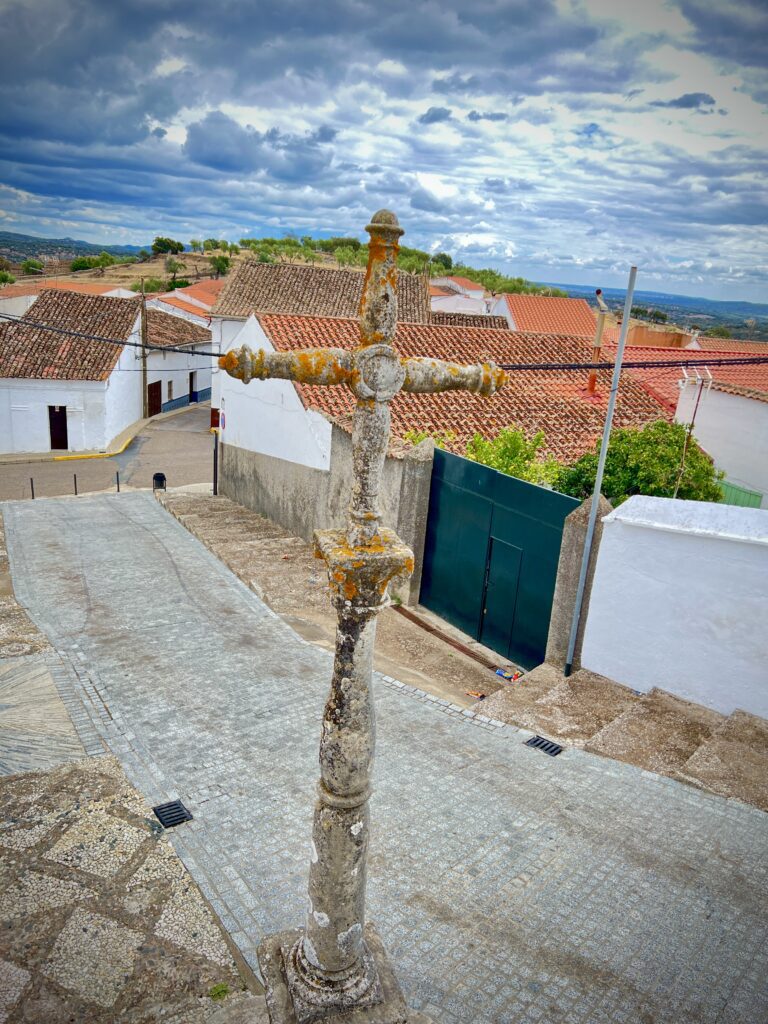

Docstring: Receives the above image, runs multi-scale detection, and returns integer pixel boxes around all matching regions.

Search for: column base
[258,923,414,1024]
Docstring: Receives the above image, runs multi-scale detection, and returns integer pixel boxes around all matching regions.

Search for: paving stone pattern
[0,755,262,1023]
[4,494,768,1024]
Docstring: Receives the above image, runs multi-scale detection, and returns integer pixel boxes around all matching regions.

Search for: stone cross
[219,210,507,1023]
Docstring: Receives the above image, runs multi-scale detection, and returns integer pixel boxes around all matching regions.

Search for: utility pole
[140,280,148,419]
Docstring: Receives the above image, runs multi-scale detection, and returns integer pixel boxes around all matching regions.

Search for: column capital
[314,529,414,612]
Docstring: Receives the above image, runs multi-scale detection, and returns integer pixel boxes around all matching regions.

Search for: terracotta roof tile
[0,290,140,380]
[429,284,453,296]
[173,278,226,308]
[256,315,669,462]
[504,294,598,336]
[152,295,212,320]
[617,346,768,411]
[436,276,485,292]
[430,312,509,330]
[147,308,211,349]
[212,262,429,323]
[710,380,768,403]
[692,337,768,354]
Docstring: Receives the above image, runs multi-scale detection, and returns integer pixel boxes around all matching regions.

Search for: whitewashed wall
[430,293,488,315]
[218,315,332,470]
[146,343,213,409]
[676,383,768,507]
[0,315,143,454]
[581,496,768,717]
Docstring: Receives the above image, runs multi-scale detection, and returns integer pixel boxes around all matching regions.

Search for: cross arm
[219,345,353,387]
[401,356,507,396]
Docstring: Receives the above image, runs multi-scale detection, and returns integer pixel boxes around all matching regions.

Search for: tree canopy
[555,420,724,506]
[152,236,184,255]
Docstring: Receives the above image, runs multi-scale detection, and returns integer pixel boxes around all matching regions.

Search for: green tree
[209,254,230,277]
[466,427,563,487]
[189,239,201,253]
[228,242,240,255]
[164,255,186,283]
[203,239,217,252]
[704,325,732,339]
[0,257,12,272]
[96,251,116,268]
[335,246,357,268]
[431,251,452,272]
[130,277,166,293]
[0,270,16,284]
[21,258,44,274]
[152,236,184,255]
[555,420,724,506]
[137,249,151,262]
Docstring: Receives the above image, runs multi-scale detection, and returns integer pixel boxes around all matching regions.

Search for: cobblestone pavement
[4,494,768,1024]
[0,754,265,1023]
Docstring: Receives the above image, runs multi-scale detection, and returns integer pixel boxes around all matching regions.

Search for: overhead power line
[2,309,767,374]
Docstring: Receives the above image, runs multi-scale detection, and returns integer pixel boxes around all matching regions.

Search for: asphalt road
[0,405,214,500]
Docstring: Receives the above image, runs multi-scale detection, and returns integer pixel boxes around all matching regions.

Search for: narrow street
[3,492,767,1024]
[0,405,213,500]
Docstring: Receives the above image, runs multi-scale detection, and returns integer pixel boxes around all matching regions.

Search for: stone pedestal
[258,924,409,1024]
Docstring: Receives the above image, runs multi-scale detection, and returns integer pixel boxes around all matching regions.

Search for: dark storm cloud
[417,107,453,125]
[651,92,716,109]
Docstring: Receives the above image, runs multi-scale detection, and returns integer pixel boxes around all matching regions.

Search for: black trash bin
[152,472,167,492]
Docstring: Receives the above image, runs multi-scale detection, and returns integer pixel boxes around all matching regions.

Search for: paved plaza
[3,493,767,1024]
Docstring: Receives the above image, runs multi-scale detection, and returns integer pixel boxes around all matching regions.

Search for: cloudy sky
[1,0,766,300]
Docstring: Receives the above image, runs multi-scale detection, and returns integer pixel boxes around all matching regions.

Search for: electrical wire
[2,308,767,374]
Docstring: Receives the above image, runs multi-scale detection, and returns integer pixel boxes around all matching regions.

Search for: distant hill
[540,282,768,340]
[0,230,150,260]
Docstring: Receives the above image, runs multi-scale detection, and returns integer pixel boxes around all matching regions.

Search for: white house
[430,276,490,315]
[0,290,143,454]
[144,308,214,416]
[676,375,768,508]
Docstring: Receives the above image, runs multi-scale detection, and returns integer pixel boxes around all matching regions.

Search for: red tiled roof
[0,280,124,299]
[691,337,768,354]
[153,295,211,320]
[710,380,768,403]
[429,284,453,296]
[174,278,226,308]
[438,275,484,292]
[147,308,211,349]
[256,315,669,462]
[0,290,140,380]
[503,294,598,336]
[614,346,768,411]
[212,262,430,322]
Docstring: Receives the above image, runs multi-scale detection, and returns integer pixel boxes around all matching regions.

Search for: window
[168,380,174,401]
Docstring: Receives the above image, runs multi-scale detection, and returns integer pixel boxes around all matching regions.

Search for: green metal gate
[420,449,579,669]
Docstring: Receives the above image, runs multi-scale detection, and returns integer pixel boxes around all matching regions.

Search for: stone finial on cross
[219,210,507,1024]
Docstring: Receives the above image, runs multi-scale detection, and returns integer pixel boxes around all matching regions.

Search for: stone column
[545,494,613,673]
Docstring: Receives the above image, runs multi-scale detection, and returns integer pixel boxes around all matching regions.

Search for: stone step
[585,687,725,775]
[674,709,768,812]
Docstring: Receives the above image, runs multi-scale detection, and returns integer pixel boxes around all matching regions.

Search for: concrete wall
[580,496,768,717]
[676,383,768,507]
[220,425,434,604]
[626,325,692,348]
[545,494,613,673]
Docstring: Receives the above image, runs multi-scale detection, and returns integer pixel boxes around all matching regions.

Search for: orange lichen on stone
[219,351,238,371]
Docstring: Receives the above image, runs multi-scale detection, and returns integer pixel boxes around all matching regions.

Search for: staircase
[479,663,768,812]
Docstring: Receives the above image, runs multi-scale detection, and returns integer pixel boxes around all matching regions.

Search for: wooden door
[48,405,68,450]
[147,380,162,417]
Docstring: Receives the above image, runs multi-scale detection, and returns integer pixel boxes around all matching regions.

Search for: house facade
[0,291,143,454]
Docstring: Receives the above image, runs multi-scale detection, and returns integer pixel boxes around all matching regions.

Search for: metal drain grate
[153,800,193,828]
[525,735,563,757]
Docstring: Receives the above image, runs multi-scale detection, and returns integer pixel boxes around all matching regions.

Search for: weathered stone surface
[216,208,507,1021]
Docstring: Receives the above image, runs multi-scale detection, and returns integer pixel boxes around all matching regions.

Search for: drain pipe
[564,266,637,678]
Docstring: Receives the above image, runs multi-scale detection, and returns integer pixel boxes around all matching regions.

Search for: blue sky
[0,0,766,301]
